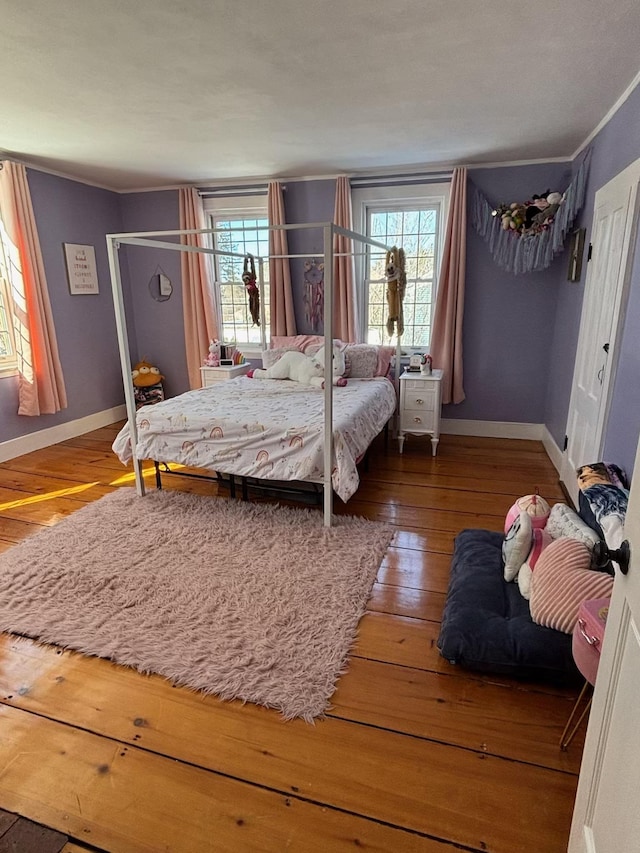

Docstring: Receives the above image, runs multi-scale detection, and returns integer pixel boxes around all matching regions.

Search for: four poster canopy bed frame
[107,222,400,527]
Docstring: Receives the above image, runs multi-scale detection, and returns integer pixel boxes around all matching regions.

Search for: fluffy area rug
[0,488,394,720]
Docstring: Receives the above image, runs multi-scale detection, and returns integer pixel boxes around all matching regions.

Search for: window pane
[213,215,269,344]
[364,202,440,349]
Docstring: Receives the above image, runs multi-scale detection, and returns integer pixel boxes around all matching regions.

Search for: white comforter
[112,376,396,502]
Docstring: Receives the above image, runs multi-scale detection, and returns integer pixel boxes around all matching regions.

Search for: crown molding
[0,151,118,192]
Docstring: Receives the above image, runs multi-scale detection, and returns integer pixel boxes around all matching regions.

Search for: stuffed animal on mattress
[385,246,406,338]
[248,344,347,388]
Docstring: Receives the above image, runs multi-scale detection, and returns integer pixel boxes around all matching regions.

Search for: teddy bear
[249,344,347,388]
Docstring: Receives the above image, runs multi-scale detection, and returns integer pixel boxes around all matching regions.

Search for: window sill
[0,366,18,378]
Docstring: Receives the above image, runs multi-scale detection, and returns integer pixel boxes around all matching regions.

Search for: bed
[106,219,396,525]
[113,374,397,502]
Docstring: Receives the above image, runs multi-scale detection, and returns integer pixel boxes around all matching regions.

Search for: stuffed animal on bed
[249,343,347,388]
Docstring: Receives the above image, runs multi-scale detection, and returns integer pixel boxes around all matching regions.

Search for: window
[0,216,17,372]
[353,183,449,349]
[203,195,270,352]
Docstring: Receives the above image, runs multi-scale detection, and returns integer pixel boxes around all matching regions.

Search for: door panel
[561,161,640,505]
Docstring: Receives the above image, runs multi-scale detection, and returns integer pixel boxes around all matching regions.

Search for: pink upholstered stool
[560,597,610,750]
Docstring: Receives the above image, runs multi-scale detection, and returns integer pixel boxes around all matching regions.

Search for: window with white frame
[0,215,17,372]
[203,194,270,351]
[352,183,449,350]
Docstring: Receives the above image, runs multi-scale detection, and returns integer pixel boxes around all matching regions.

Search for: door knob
[594,539,631,575]
[603,342,610,353]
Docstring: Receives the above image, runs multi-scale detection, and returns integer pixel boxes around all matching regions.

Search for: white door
[561,158,640,506]
[568,435,640,851]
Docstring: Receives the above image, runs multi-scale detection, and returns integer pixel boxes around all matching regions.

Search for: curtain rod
[198,173,453,197]
[198,184,271,198]
[350,171,453,187]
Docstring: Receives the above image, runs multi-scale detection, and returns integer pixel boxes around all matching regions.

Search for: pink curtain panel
[332,176,359,343]
[267,181,297,337]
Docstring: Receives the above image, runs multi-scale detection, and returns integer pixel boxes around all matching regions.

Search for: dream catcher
[385,246,406,338]
[303,259,324,332]
[242,254,260,326]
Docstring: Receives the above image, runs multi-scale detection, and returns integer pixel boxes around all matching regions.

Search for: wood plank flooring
[0,426,582,852]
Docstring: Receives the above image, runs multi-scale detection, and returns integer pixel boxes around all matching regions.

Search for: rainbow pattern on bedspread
[112,376,397,502]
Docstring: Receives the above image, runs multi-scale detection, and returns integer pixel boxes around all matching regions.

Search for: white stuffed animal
[251,344,347,388]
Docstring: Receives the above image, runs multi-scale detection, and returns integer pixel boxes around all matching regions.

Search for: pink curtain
[430,167,467,405]
[178,187,219,389]
[267,181,296,337]
[0,161,67,415]
[332,176,359,342]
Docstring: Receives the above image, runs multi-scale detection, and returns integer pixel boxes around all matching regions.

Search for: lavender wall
[544,83,640,477]
[283,180,336,334]
[442,163,572,423]
[0,170,125,443]
[282,169,575,423]
[119,191,187,397]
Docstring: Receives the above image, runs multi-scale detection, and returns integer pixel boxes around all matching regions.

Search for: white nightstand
[398,369,443,456]
[200,364,250,387]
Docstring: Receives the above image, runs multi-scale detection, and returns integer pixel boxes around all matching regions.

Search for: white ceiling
[1,0,639,191]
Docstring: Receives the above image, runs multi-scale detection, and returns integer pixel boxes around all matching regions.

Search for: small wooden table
[398,369,443,456]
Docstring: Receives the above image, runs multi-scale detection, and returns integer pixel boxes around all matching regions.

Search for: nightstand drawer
[200,365,250,387]
[404,389,436,411]
[401,410,435,432]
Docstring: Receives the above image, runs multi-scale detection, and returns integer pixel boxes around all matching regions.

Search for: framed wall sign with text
[64,243,99,294]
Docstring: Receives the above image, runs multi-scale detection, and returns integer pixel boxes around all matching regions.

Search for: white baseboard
[542,425,564,475]
[0,405,127,463]
[440,419,544,440]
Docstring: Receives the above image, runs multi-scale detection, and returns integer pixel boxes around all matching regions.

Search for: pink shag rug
[0,488,393,720]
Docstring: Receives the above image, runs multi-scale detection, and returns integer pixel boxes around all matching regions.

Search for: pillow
[376,346,395,378]
[261,347,299,369]
[344,344,379,378]
[546,503,601,551]
[270,335,326,353]
[517,528,552,600]
[529,538,614,634]
[502,512,532,582]
[504,494,550,533]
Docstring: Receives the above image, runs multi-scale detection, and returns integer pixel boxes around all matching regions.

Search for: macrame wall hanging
[471,151,591,275]
[242,254,260,326]
[303,259,324,332]
[385,246,406,337]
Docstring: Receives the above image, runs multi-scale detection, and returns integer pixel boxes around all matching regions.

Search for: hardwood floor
[0,426,582,853]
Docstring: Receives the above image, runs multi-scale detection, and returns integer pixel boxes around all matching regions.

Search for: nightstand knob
[416,398,424,404]
[413,417,422,423]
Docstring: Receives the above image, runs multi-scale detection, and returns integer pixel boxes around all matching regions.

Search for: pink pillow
[529,539,614,634]
[376,345,395,377]
[270,335,326,353]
